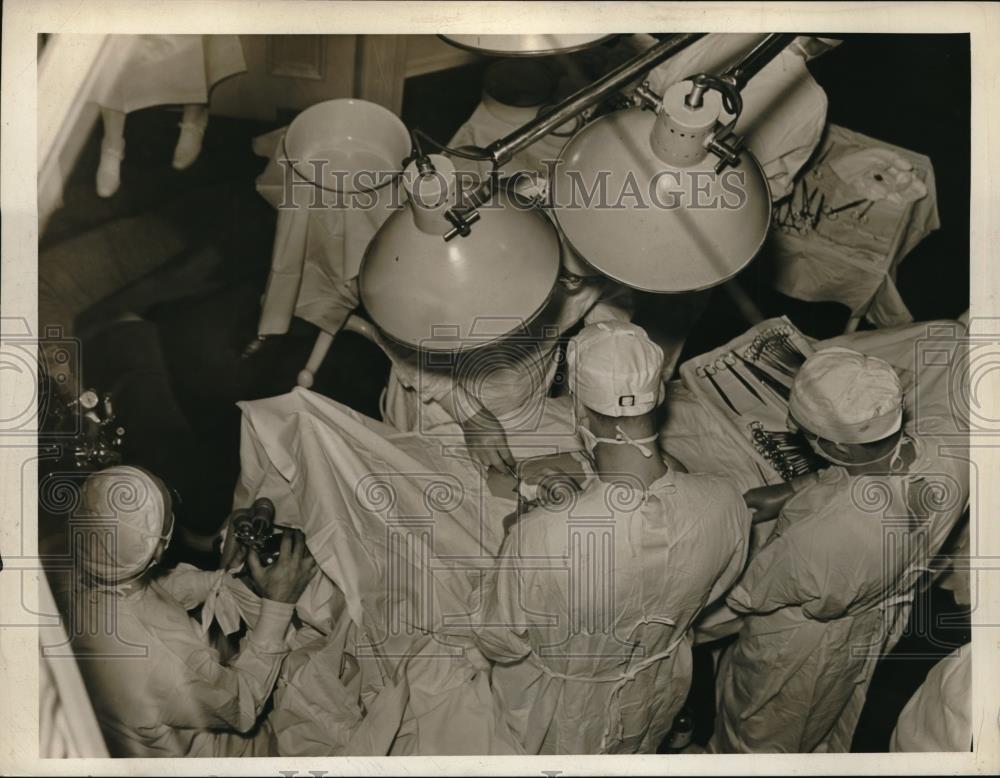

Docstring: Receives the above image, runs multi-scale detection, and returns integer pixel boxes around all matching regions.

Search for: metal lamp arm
[485,33,706,167]
[684,33,798,114]
[678,33,799,172]
[408,33,796,173]
[727,33,798,90]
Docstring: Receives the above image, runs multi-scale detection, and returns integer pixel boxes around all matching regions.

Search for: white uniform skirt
[92,34,246,114]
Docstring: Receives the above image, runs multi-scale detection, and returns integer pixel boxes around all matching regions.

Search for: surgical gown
[711,322,970,753]
[382,278,632,437]
[475,469,751,754]
[890,644,971,752]
[64,568,294,757]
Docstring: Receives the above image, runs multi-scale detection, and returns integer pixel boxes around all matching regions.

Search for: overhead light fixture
[356,35,703,354]
[551,80,770,292]
[357,33,806,353]
[551,34,796,293]
[439,34,614,57]
[359,154,562,353]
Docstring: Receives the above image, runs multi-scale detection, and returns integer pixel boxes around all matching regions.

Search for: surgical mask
[806,431,906,471]
[578,424,657,458]
[789,413,906,471]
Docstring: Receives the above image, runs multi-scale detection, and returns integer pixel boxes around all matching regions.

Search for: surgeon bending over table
[472,321,753,754]
[711,340,969,753]
[382,248,633,471]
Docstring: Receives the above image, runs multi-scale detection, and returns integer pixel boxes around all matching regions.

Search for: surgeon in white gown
[471,321,752,753]
[381,245,633,470]
[63,466,316,757]
[711,327,970,753]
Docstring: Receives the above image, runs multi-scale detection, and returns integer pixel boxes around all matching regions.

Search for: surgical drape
[232,388,523,754]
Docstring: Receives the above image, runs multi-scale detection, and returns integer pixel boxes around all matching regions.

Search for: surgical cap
[789,347,903,444]
[567,321,665,417]
[76,466,173,584]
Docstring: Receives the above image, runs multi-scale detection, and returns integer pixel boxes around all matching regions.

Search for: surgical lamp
[359,33,791,352]
[438,34,616,58]
[553,33,795,292]
[359,149,563,353]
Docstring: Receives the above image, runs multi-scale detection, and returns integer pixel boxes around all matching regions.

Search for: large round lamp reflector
[439,34,613,57]
[552,100,771,293]
[360,167,561,353]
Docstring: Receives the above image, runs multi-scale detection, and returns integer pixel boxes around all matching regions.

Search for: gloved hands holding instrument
[743,470,823,524]
[246,529,316,604]
[220,498,316,604]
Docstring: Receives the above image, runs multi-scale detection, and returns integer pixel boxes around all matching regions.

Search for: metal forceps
[697,363,741,416]
[719,353,767,407]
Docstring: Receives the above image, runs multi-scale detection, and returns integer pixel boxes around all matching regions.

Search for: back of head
[567,321,665,419]
[789,347,903,445]
[75,466,173,586]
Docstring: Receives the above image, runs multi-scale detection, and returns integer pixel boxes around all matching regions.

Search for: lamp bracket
[443,206,481,241]
[634,81,663,113]
[705,126,746,173]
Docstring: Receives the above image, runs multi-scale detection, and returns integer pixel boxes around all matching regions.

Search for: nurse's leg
[173,103,210,170]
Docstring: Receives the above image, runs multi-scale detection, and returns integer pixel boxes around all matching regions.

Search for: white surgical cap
[567,321,665,417]
[789,347,903,444]
[77,466,173,584]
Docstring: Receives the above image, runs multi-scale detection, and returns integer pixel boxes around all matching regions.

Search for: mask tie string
[612,425,657,458]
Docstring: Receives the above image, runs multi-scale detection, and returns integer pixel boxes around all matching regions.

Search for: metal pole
[486,33,706,167]
[726,33,797,89]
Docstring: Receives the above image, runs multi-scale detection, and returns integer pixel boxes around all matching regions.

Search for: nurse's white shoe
[172,115,208,170]
[95,140,125,198]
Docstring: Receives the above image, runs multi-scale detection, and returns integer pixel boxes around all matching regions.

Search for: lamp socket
[649,80,723,167]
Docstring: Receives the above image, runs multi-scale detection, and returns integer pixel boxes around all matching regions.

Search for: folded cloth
[890,645,972,752]
[830,148,928,204]
[767,125,939,327]
[270,614,411,756]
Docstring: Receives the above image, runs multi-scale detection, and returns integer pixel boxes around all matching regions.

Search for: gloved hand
[460,407,515,473]
[247,528,317,604]
[520,463,587,507]
[743,482,794,523]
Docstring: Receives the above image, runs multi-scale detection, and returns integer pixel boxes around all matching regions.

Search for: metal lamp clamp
[634,81,663,112]
[705,126,747,174]
[443,206,482,241]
